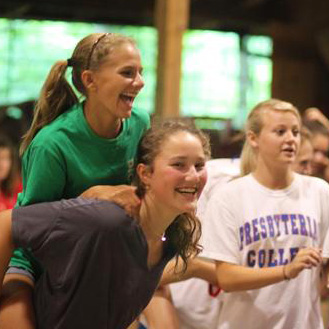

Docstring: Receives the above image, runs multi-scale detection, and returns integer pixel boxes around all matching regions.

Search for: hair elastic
[67,58,74,67]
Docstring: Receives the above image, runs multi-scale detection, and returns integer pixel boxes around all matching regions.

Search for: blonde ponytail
[20,60,78,155]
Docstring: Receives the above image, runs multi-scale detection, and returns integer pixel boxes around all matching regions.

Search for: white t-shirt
[169,159,240,329]
[170,279,222,329]
[201,173,329,329]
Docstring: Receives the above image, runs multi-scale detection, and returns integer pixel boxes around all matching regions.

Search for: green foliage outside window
[0,18,272,128]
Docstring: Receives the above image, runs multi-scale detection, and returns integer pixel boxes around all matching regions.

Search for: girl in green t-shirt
[0,32,149,329]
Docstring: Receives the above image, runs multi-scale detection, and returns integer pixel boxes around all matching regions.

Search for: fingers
[287,247,322,279]
[110,186,141,218]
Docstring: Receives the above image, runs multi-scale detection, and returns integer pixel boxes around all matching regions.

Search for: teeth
[122,93,136,98]
[176,188,197,193]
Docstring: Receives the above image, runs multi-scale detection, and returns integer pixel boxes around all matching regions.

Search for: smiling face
[141,131,207,218]
[249,109,301,170]
[85,42,144,120]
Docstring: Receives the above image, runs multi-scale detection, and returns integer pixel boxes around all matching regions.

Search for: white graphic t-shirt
[201,173,329,329]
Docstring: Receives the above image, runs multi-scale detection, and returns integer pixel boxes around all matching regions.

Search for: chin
[180,203,197,214]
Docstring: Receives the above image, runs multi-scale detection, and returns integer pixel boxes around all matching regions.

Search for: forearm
[216,261,286,292]
[217,247,321,292]
[0,210,15,295]
[160,257,217,285]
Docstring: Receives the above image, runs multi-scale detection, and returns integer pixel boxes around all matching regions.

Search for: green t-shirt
[10,102,150,276]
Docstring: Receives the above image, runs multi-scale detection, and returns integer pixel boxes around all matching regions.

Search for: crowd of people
[1,32,329,329]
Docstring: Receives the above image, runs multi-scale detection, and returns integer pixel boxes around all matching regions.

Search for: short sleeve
[18,144,66,206]
[12,201,62,251]
[318,179,329,248]
[200,185,241,264]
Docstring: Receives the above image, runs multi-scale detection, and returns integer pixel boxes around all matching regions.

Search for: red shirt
[0,181,22,210]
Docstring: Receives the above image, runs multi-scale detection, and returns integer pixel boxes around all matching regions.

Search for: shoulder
[24,104,82,155]
[295,173,329,192]
[29,104,80,146]
[212,174,249,196]
[60,198,133,232]
[130,108,150,128]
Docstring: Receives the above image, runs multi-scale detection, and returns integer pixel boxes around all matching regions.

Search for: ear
[247,130,259,149]
[136,163,152,186]
[81,70,97,92]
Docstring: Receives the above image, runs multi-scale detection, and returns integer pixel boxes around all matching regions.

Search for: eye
[195,162,205,171]
[172,162,185,169]
[300,160,309,166]
[275,129,285,136]
[120,68,135,77]
[292,129,300,137]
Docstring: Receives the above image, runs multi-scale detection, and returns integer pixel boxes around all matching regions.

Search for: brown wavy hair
[20,33,137,155]
[135,118,211,271]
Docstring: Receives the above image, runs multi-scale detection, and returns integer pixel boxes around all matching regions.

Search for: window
[182,30,272,128]
[0,18,272,128]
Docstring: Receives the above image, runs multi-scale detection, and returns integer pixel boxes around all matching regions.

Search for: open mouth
[282,147,295,156]
[175,187,198,195]
[120,93,136,107]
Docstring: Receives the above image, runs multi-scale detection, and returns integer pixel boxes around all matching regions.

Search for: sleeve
[200,185,241,264]
[140,108,151,129]
[323,231,329,259]
[12,201,61,251]
[18,143,66,206]
[319,180,329,255]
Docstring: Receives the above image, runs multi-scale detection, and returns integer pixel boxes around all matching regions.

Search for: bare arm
[216,247,322,292]
[160,257,217,286]
[80,185,141,217]
[142,286,180,329]
[0,210,15,296]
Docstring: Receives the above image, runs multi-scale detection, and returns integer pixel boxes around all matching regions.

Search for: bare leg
[143,285,179,329]
[0,274,35,329]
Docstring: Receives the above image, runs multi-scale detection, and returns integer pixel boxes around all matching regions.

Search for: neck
[252,162,294,189]
[84,100,122,139]
[138,194,178,242]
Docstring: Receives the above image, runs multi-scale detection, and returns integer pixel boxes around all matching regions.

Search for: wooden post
[154,0,190,118]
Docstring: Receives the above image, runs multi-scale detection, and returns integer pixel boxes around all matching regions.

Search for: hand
[80,185,141,217]
[284,247,322,279]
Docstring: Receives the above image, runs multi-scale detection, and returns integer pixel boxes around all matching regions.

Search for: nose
[304,163,313,175]
[314,150,327,163]
[134,72,144,90]
[285,130,296,142]
[185,165,199,181]
[301,162,313,176]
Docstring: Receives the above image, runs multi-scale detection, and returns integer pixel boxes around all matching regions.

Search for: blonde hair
[20,33,137,155]
[240,99,301,176]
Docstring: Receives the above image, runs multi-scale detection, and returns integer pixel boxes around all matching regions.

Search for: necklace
[144,223,167,242]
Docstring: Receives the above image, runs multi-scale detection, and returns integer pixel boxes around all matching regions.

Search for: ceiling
[0,0,292,33]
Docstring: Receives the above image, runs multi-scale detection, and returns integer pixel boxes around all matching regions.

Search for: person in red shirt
[0,136,22,211]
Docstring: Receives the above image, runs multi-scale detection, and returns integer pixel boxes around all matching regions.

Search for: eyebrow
[169,155,205,161]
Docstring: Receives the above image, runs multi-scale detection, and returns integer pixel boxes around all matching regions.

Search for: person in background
[303,108,329,181]
[0,119,211,329]
[292,127,314,176]
[201,99,329,329]
[0,32,149,329]
[0,136,22,211]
